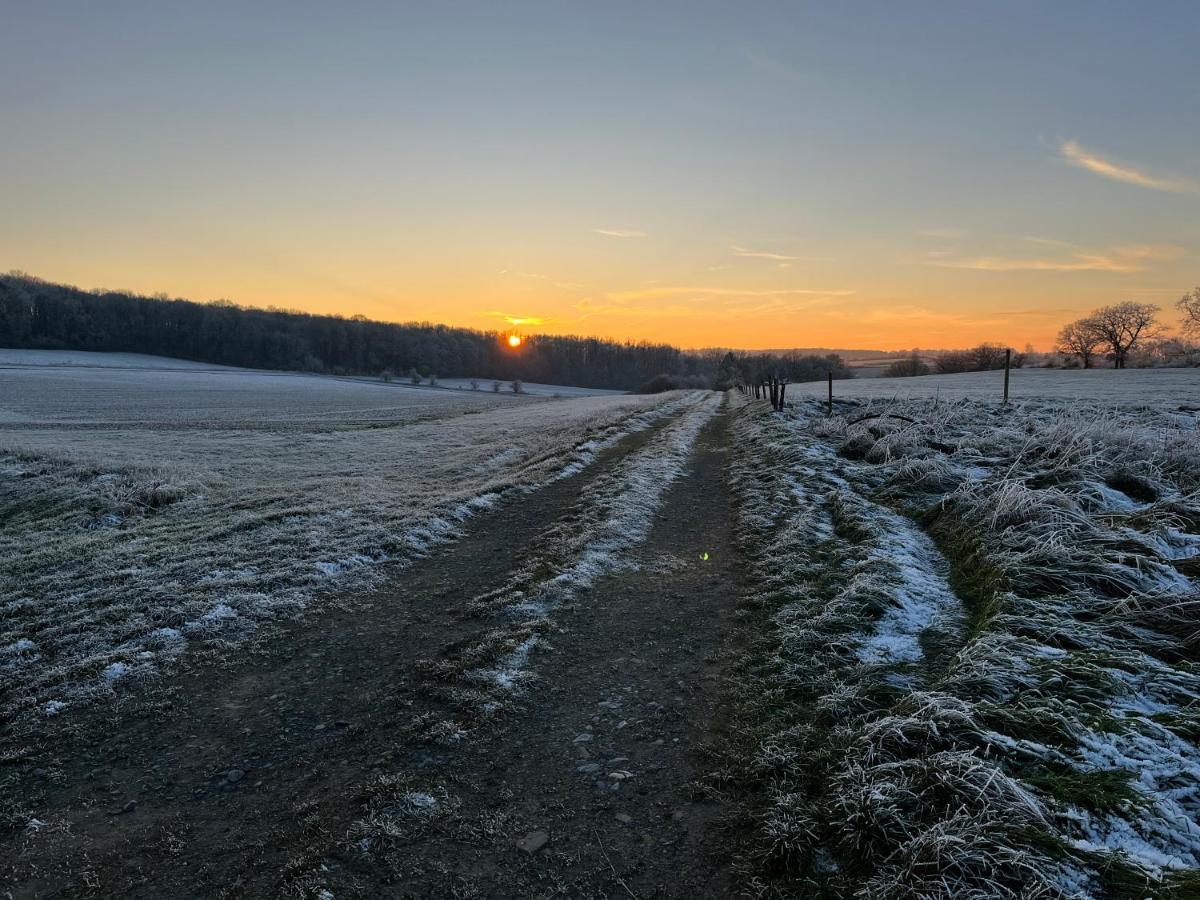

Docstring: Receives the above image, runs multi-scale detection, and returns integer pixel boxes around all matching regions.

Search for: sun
[507,334,522,348]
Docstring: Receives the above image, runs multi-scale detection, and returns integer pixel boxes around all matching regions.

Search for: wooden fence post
[1003,348,1011,404]
[827,371,833,416]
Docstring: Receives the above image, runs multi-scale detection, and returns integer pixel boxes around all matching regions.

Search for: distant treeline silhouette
[0,273,850,391]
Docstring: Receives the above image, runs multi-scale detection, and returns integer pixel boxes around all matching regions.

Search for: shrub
[638,374,679,393]
[883,351,929,378]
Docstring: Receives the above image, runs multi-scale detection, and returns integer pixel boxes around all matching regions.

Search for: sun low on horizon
[2,3,1198,352]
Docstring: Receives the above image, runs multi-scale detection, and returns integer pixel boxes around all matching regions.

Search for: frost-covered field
[724,392,1200,897]
[791,367,1200,406]
[0,355,696,731]
[437,377,627,397]
[0,352,516,425]
[0,348,229,370]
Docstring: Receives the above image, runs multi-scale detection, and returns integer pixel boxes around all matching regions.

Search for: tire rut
[1,413,681,898]
[322,407,745,898]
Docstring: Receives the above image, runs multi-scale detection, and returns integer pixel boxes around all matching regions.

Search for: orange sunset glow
[3,6,1196,352]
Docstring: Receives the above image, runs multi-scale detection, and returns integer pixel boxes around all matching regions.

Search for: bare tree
[968,343,1007,371]
[1055,320,1104,369]
[1087,302,1161,369]
[884,350,929,378]
[934,344,1007,374]
[1178,287,1200,337]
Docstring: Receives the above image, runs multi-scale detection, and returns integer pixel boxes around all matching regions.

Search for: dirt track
[3,407,745,898]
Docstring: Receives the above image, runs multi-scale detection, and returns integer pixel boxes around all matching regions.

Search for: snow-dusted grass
[437,377,627,397]
[0,349,232,370]
[0,356,522,426]
[722,393,1200,897]
[788,366,1200,407]
[0,357,700,731]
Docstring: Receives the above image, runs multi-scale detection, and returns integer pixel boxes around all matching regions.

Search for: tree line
[881,289,1200,378]
[0,272,848,392]
[1056,292,1200,369]
[884,344,1032,377]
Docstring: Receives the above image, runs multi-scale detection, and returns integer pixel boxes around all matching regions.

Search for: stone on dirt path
[517,830,550,853]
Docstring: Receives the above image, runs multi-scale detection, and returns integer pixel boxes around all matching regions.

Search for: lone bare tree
[1055,320,1104,368]
[883,350,929,378]
[1178,287,1200,336]
[1087,302,1160,369]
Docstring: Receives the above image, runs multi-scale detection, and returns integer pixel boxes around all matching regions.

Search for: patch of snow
[402,791,439,812]
[1079,480,1146,513]
[482,635,539,691]
[185,603,239,632]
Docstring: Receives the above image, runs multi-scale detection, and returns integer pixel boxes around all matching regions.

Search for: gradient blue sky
[3,2,1198,348]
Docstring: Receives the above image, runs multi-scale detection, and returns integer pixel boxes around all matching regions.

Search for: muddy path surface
[2,407,745,898]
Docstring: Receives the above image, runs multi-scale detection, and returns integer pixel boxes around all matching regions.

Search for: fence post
[1003,348,1011,404]
[827,371,833,416]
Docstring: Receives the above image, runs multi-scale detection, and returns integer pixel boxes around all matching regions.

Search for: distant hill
[758,347,949,362]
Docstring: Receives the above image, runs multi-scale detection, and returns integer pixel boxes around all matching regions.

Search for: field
[794,366,1200,406]
[2,357,1200,897]
[0,354,692,727]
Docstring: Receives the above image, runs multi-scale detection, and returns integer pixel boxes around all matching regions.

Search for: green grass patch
[1024,766,1141,814]
[924,508,1008,636]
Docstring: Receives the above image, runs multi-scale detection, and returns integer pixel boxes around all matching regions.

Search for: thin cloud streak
[923,243,1182,274]
[497,270,547,280]
[607,285,854,302]
[1058,139,1200,194]
[486,311,548,326]
[594,228,646,238]
[567,282,855,325]
[730,244,799,261]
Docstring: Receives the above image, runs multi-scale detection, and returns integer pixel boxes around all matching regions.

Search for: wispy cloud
[486,311,547,326]
[570,284,854,324]
[827,303,1060,332]
[730,244,799,261]
[497,270,547,280]
[607,285,853,302]
[594,228,646,238]
[741,47,796,78]
[1057,139,1200,194]
[923,243,1182,274]
[918,228,966,239]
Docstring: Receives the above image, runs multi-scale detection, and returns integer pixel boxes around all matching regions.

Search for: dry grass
[721,393,1200,897]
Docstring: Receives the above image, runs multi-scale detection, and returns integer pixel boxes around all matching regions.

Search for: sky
[2,2,1198,350]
